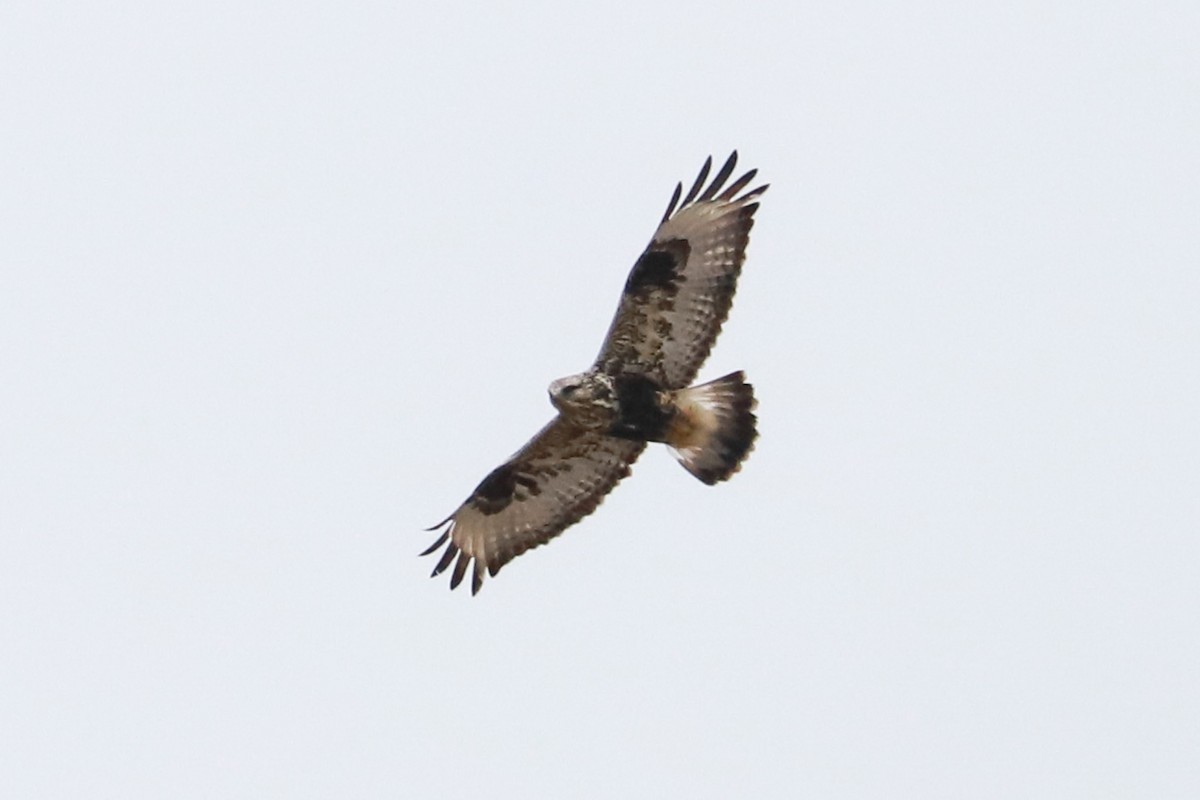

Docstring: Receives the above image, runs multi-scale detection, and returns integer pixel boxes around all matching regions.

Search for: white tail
[666,371,757,485]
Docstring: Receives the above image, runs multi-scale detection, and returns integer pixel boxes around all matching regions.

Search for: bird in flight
[424,152,767,593]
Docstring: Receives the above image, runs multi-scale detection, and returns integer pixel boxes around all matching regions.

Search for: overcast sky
[3,1,1198,797]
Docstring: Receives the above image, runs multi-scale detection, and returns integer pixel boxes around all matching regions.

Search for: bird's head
[548,371,614,419]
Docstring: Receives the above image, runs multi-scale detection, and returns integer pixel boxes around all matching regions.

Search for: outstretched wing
[423,417,646,594]
[594,152,767,389]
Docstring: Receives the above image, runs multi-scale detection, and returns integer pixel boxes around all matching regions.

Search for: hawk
[424,152,767,593]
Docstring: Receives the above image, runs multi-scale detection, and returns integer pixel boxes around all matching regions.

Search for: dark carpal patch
[471,462,540,515]
[608,373,673,442]
[624,238,690,296]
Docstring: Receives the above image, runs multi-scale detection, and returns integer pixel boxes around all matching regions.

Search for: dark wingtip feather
[698,152,738,202]
[419,530,449,557]
[471,561,485,595]
[431,542,459,577]
[661,182,683,224]
[449,550,471,590]
[423,514,454,532]
[719,168,758,201]
[742,183,769,200]
[680,155,713,207]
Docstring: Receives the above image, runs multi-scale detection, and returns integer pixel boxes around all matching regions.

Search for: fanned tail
[665,371,757,485]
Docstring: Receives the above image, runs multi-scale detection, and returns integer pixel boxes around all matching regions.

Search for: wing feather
[594,152,768,388]
[697,151,738,202]
[418,530,448,557]
[680,155,712,206]
[718,168,758,201]
[660,181,683,224]
[431,541,458,576]
[423,417,646,594]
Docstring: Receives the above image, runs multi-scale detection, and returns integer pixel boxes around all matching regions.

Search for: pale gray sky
[3,1,1198,797]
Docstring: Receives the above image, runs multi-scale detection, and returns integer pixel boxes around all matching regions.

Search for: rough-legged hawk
[425,152,767,593]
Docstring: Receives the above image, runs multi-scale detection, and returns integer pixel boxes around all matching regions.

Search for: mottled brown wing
[422,417,646,594]
[594,152,768,389]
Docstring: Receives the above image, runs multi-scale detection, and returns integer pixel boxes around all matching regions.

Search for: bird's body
[549,371,669,440]
[425,152,767,593]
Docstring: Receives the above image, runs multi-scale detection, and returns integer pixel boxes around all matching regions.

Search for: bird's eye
[561,384,577,396]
